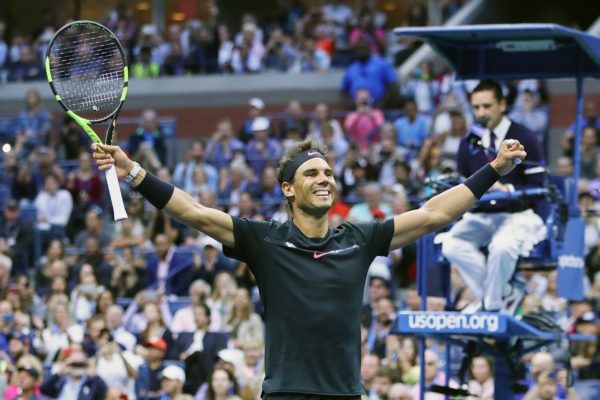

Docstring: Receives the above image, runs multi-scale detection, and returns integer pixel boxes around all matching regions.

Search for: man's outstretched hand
[91,143,134,180]
[490,139,526,176]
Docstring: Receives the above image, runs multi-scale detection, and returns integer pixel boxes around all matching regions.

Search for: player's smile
[312,188,331,199]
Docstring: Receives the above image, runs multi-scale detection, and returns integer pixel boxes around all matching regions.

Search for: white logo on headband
[307,151,320,156]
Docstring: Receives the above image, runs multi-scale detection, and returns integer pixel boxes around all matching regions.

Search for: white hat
[248,97,265,110]
[217,348,245,370]
[162,365,186,383]
[141,24,158,36]
[198,235,222,251]
[368,257,391,281]
[252,116,270,132]
[0,254,12,273]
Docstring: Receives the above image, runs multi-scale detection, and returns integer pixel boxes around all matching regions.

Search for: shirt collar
[484,116,511,148]
[490,116,511,142]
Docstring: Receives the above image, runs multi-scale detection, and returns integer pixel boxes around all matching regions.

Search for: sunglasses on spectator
[69,362,88,368]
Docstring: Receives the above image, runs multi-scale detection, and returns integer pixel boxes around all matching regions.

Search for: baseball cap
[0,254,12,274]
[17,364,40,380]
[249,97,265,110]
[161,365,186,382]
[368,258,391,282]
[371,208,386,220]
[6,199,18,210]
[8,331,30,344]
[252,116,270,132]
[144,337,167,352]
[446,104,463,115]
[216,348,244,367]
[198,236,222,251]
[575,311,598,325]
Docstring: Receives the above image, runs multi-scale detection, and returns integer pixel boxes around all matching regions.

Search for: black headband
[281,150,326,183]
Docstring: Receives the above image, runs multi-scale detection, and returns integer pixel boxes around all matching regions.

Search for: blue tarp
[394,23,600,80]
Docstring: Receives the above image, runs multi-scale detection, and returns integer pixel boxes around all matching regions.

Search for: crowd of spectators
[1,70,598,399]
[0,1,468,82]
[0,1,599,399]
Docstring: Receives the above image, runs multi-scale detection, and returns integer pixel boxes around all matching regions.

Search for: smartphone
[143,290,159,302]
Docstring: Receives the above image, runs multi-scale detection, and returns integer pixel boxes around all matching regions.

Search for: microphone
[465,117,487,149]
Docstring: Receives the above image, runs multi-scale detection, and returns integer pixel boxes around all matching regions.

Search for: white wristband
[125,162,141,184]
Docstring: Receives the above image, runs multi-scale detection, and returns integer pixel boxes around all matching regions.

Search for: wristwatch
[125,162,141,184]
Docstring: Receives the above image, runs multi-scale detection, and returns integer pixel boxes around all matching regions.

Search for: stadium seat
[19,205,37,224]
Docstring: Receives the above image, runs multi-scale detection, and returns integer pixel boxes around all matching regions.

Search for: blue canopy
[394,23,600,80]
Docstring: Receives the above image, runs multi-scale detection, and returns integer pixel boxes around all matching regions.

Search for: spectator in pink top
[344,88,385,151]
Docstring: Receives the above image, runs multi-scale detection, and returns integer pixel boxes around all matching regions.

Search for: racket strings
[49,25,125,121]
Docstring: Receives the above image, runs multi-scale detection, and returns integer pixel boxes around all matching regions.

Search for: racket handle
[105,165,128,221]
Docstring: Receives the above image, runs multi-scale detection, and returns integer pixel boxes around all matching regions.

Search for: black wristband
[135,171,175,210]
[463,164,500,199]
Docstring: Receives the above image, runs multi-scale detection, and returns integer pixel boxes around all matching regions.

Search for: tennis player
[92,138,525,399]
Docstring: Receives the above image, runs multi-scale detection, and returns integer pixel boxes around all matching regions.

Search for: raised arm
[389,139,526,250]
[92,144,234,248]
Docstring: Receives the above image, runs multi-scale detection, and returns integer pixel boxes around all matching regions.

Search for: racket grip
[105,165,128,221]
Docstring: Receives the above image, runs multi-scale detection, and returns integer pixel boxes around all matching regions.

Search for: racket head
[45,20,128,124]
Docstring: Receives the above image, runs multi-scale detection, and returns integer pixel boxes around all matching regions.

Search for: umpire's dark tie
[489,131,497,153]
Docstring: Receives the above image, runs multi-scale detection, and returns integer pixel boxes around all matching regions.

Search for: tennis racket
[45,20,128,221]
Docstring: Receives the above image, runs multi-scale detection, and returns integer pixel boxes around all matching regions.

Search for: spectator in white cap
[239,97,266,143]
[244,117,281,177]
[362,257,392,327]
[248,98,264,111]
[0,254,13,292]
[161,364,186,399]
[189,235,236,287]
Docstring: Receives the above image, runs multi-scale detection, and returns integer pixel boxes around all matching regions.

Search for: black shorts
[261,393,362,400]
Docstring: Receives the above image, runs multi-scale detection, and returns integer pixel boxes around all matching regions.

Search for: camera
[79,283,97,296]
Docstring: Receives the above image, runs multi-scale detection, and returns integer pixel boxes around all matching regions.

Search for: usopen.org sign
[396,312,505,334]
[558,254,584,269]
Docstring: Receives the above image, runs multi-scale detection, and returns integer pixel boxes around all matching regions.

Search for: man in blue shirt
[173,140,219,193]
[205,118,244,170]
[393,99,430,158]
[341,40,398,108]
[244,117,281,177]
[128,109,168,167]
